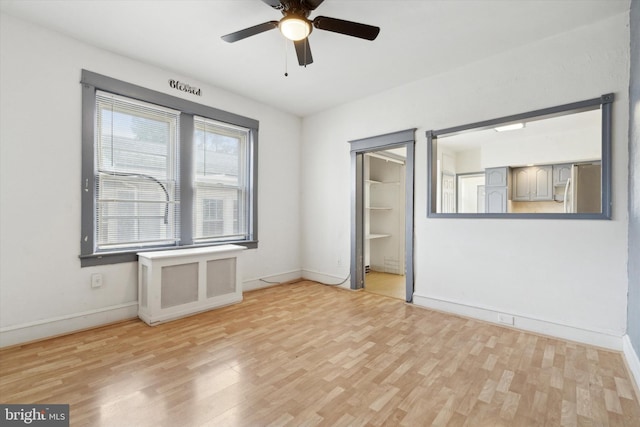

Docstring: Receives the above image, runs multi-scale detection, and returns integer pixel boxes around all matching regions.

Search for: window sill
[79,240,258,267]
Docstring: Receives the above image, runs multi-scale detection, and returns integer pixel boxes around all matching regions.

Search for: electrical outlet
[498,314,514,325]
[91,273,103,288]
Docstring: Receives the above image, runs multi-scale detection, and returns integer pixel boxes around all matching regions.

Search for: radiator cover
[137,245,246,325]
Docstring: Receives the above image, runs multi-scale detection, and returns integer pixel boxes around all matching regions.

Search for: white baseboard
[302,269,351,288]
[0,269,306,348]
[242,270,303,292]
[412,293,623,350]
[0,302,138,348]
[623,335,640,400]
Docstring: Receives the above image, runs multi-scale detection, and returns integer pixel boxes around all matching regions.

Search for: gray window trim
[426,93,614,219]
[80,70,258,267]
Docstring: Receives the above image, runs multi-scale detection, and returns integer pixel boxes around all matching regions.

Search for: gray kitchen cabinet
[486,167,508,187]
[486,187,508,213]
[484,167,510,213]
[553,163,572,187]
[512,165,553,201]
[512,168,530,201]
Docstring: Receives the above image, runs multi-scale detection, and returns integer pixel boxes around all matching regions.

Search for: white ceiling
[439,109,601,153]
[0,0,629,117]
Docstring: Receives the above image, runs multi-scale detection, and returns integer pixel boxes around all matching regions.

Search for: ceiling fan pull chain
[284,37,289,77]
[304,41,308,68]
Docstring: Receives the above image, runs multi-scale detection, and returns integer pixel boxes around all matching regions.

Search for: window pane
[95,92,180,250]
[194,124,241,184]
[193,117,248,241]
[202,199,224,236]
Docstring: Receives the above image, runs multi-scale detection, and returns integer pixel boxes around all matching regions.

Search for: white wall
[301,13,630,348]
[0,13,302,346]
[625,0,640,388]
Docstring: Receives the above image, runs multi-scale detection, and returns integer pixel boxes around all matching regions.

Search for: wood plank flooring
[365,271,405,300]
[1,281,639,426]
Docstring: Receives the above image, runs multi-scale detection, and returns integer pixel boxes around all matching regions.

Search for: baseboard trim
[0,302,138,348]
[243,270,303,292]
[623,335,640,402]
[412,293,623,350]
[0,269,307,347]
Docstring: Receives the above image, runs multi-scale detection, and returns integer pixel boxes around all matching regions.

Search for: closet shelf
[366,180,400,185]
[367,206,392,210]
[366,234,391,240]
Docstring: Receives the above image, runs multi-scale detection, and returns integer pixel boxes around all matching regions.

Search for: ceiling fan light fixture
[279,16,311,41]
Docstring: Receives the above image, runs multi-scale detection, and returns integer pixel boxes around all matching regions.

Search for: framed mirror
[426,94,613,219]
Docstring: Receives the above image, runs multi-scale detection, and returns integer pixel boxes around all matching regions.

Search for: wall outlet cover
[91,273,103,288]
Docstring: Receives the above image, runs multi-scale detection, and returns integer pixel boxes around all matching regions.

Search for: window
[193,118,249,242]
[95,92,180,249]
[81,71,258,266]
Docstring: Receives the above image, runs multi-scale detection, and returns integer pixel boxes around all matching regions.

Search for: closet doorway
[349,129,415,303]
[364,149,406,300]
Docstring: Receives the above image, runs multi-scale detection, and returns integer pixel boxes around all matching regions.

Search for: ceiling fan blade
[221,21,279,43]
[294,38,313,66]
[261,0,284,10]
[313,16,380,41]
[302,0,324,10]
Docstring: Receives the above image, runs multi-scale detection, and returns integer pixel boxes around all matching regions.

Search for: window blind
[95,91,180,249]
[193,117,249,242]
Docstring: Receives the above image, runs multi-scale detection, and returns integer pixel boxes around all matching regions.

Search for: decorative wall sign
[168,79,201,96]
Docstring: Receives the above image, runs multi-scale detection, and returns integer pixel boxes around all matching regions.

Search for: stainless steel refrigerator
[563,163,601,213]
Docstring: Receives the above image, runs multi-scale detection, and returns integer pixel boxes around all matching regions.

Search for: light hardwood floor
[1,281,639,426]
[365,271,405,300]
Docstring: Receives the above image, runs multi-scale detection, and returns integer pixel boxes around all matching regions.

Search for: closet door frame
[349,129,416,302]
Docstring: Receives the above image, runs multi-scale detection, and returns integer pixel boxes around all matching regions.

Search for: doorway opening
[364,149,406,300]
[349,129,416,303]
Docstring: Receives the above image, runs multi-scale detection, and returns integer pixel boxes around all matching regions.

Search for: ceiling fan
[221,0,380,67]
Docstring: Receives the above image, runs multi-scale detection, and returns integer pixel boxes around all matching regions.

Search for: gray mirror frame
[426,93,614,219]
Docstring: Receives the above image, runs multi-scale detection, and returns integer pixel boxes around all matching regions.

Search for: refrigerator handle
[563,178,571,213]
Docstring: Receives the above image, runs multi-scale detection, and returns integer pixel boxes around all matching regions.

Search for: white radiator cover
[137,245,246,325]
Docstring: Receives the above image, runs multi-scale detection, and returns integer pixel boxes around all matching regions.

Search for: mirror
[427,94,613,219]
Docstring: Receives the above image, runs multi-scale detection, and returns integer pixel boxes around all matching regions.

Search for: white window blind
[95,91,180,249]
[193,117,248,242]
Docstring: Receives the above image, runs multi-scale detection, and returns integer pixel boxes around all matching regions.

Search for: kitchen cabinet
[486,187,508,213]
[553,163,572,187]
[484,167,510,213]
[486,167,508,187]
[512,165,553,201]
